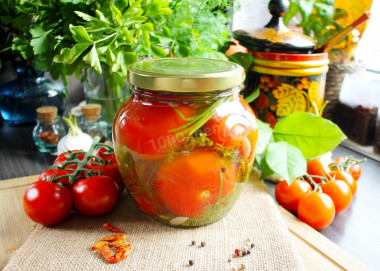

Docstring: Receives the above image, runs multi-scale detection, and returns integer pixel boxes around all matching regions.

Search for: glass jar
[80,103,110,142]
[33,106,66,153]
[113,58,258,227]
[0,64,67,124]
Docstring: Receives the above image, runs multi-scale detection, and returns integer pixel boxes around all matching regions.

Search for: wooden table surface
[1,121,380,270]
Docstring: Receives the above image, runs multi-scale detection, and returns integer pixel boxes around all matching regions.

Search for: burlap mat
[4,174,305,271]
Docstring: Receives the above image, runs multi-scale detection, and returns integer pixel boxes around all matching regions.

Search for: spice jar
[113,58,258,227]
[33,106,66,153]
[80,103,110,142]
[234,0,328,127]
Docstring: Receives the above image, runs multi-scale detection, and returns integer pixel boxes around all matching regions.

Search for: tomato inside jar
[113,58,258,227]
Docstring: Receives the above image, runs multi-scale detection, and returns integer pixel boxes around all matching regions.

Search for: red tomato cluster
[275,156,363,230]
[23,147,124,226]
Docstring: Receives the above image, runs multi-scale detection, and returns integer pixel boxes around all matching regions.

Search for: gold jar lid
[36,106,58,120]
[82,103,102,117]
[127,58,245,92]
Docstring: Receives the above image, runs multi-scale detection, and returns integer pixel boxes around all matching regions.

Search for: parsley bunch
[1,0,236,93]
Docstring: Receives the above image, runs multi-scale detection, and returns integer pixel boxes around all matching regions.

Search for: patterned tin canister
[234,0,329,127]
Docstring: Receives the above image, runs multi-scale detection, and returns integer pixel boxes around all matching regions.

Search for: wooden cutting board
[0,175,371,270]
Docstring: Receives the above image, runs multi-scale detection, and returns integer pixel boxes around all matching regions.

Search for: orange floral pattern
[251,74,324,126]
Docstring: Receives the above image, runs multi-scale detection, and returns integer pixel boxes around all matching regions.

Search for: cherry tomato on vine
[38,168,71,187]
[154,150,237,217]
[307,156,331,183]
[297,192,335,230]
[90,163,125,194]
[72,176,119,216]
[114,96,196,160]
[328,170,357,196]
[54,150,85,171]
[275,179,312,213]
[334,157,362,181]
[94,146,116,164]
[205,97,258,160]
[321,180,352,214]
[23,181,73,226]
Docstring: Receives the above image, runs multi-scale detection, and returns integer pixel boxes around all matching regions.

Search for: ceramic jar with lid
[234,0,328,127]
[113,58,258,227]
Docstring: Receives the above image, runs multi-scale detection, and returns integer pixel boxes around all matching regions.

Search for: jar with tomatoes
[113,58,258,227]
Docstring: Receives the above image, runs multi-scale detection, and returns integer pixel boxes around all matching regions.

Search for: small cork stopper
[81,103,102,117]
[36,106,58,120]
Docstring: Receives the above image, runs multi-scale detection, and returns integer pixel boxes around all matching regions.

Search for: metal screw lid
[128,58,245,92]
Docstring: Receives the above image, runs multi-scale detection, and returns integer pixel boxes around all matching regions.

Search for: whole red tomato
[154,150,237,217]
[38,168,71,187]
[94,146,116,164]
[334,157,362,181]
[72,176,119,216]
[114,96,195,160]
[328,170,357,196]
[204,96,258,160]
[307,156,331,183]
[297,192,335,230]
[23,181,73,226]
[275,179,312,213]
[90,163,125,194]
[321,180,352,214]
[54,150,85,171]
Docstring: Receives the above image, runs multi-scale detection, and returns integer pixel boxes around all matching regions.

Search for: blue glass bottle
[0,64,67,124]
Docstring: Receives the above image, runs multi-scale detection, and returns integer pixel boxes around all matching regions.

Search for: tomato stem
[304,174,322,192]
[169,102,195,122]
[169,98,227,138]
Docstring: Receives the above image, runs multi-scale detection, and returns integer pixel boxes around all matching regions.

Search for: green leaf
[141,22,153,32]
[298,0,314,20]
[284,4,299,25]
[142,29,150,48]
[266,141,307,183]
[111,6,122,25]
[244,87,259,104]
[96,10,112,25]
[54,48,73,63]
[70,25,93,43]
[150,45,166,57]
[273,112,347,159]
[314,3,334,24]
[254,152,275,180]
[30,26,52,55]
[74,11,96,22]
[226,52,253,70]
[256,119,273,155]
[83,45,101,73]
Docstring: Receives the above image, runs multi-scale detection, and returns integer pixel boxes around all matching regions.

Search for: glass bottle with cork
[33,106,66,153]
[80,103,109,142]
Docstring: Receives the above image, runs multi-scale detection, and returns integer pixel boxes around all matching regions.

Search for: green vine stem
[49,136,115,185]
[169,97,227,138]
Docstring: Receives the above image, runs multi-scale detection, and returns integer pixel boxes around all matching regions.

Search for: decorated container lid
[234,0,316,54]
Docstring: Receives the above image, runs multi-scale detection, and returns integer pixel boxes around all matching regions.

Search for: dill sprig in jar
[113,58,258,227]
